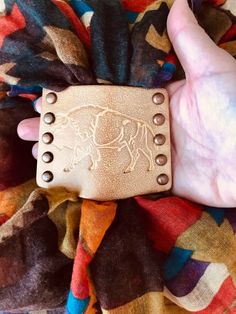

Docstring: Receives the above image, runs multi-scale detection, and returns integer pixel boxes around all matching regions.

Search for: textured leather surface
[36,85,172,200]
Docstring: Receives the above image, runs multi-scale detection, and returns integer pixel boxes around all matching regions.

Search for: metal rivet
[43,112,55,125]
[155,154,167,166]
[152,93,165,105]
[153,113,165,126]
[157,174,169,185]
[42,171,53,182]
[153,134,166,145]
[42,152,54,163]
[42,132,54,144]
[46,92,57,104]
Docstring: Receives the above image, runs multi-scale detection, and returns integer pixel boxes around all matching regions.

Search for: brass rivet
[153,134,166,145]
[42,152,54,163]
[42,132,54,144]
[155,154,167,166]
[152,93,165,105]
[157,174,169,185]
[42,171,53,182]
[46,92,57,104]
[153,113,165,126]
[44,112,55,125]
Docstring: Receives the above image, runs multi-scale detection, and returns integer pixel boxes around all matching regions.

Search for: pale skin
[17,0,236,207]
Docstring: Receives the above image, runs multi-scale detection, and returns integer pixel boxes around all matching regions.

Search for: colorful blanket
[0,0,236,313]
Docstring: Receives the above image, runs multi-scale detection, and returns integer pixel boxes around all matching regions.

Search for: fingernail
[17,121,28,138]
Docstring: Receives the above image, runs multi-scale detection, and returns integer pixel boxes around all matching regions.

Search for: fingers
[32,142,38,159]
[17,117,40,141]
[167,0,236,79]
[34,97,42,114]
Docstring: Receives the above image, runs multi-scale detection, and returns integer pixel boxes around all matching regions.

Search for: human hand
[17,0,236,207]
[17,97,41,159]
[167,0,236,207]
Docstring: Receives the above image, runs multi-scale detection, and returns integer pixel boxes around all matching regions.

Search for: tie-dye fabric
[0,0,236,313]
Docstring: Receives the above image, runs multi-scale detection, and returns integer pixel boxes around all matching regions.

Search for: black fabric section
[1,0,94,91]
[7,56,95,91]
[90,198,165,310]
[16,0,75,30]
[0,99,37,189]
[129,2,170,88]
[86,0,131,84]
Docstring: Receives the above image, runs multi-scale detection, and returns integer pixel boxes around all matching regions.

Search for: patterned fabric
[0,0,236,313]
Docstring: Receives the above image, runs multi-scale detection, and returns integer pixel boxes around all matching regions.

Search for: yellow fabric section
[80,200,117,255]
[146,25,171,53]
[43,187,81,258]
[0,179,37,218]
[176,212,236,285]
[220,41,236,57]
[102,292,164,314]
[164,298,190,314]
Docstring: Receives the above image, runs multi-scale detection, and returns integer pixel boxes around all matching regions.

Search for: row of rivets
[46,92,57,104]
[152,92,169,186]
[44,112,55,124]
[42,151,54,163]
[157,174,169,185]
[153,113,165,126]
[42,132,54,144]
[152,92,165,105]
[42,93,57,183]
[155,154,167,166]
[153,134,166,146]
[42,171,53,182]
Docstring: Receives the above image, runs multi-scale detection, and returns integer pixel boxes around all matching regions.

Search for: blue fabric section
[162,62,175,73]
[8,85,42,97]
[164,247,193,280]
[70,0,93,17]
[66,290,90,314]
[125,11,138,24]
[204,206,225,225]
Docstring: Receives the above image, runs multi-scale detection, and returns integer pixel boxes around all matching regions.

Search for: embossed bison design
[52,105,156,173]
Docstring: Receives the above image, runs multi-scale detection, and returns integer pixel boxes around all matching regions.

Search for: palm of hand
[165,0,236,207]
[168,71,236,206]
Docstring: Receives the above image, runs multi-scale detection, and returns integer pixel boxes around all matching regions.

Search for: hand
[17,97,41,159]
[167,0,236,207]
[17,0,236,207]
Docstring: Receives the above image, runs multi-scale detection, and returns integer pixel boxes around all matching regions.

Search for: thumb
[167,0,236,80]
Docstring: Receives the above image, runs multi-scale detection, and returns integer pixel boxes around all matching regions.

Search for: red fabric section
[195,277,236,314]
[71,242,92,299]
[220,24,236,43]
[18,93,38,100]
[204,0,226,5]
[165,54,178,66]
[0,3,26,48]
[135,196,202,253]
[121,0,156,12]
[0,214,9,226]
[51,0,90,49]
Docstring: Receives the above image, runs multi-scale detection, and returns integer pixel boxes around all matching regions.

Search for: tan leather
[36,85,172,200]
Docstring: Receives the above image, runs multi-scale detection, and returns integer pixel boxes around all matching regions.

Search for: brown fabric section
[0,189,73,311]
[90,198,165,310]
[196,4,232,44]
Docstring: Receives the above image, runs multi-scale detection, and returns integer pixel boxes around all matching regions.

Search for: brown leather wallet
[36,85,172,200]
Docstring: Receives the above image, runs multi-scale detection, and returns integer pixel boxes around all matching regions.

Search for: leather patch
[36,85,172,200]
